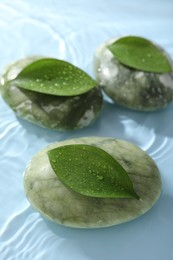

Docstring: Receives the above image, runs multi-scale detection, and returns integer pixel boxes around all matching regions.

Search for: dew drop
[97,175,104,180]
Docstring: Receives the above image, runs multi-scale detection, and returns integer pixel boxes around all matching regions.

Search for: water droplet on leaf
[97,175,104,180]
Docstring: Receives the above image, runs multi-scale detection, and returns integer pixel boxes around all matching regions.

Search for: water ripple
[0,120,29,158]
[0,1,173,259]
[0,205,63,260]
[147,136,173,163]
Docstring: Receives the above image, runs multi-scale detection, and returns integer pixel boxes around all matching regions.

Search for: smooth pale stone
[94,37,173,111]
[0,57,103,130]
[24,137,162,228]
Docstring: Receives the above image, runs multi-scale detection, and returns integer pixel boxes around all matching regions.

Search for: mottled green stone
[94,38,173,111]
[24,137,161,228]
[0,57,103,130]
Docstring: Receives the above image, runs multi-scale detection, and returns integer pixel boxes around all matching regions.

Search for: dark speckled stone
[0,57,103,130]
[94,38,173,111]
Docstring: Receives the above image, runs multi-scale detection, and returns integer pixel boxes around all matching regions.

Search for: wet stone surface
[0,57,103,130]
[24,137,162,228]
[94,38,173,111]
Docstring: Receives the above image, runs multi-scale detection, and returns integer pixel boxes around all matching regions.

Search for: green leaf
[108,36,172,73]
[48,144,139,199]
[12,58,97,96]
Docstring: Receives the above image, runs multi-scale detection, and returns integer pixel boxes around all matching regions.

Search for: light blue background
[0,1,173,259]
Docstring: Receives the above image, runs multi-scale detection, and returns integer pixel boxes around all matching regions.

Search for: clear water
[0,1,173,259]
